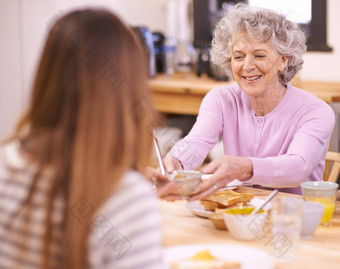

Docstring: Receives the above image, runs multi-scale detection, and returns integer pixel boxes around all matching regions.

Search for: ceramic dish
[164,244,275,269]
[186,197,271,218]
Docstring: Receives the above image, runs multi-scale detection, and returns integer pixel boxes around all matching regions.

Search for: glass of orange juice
[301,181,339,225]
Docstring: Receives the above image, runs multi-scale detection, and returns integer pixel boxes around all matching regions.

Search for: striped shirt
[0,142,167,268]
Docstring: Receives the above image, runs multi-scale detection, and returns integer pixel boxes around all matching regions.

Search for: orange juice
[305,195,335,224]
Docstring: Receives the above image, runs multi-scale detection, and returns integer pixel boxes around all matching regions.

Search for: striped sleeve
[88,171,168,269]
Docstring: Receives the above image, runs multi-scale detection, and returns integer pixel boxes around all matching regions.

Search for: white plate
[186,198,271,218]
[164,244,275,269]
[186,200,212,218]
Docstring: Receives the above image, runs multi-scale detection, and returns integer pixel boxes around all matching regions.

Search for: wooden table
[149,74,340,115]
[159,187,340,269]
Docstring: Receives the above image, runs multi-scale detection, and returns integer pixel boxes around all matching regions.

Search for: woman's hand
[162,154,183,172]
[144,167,183,201]
[188,155,253,201]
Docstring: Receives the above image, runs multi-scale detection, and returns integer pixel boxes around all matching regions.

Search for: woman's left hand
[188,155,253,201]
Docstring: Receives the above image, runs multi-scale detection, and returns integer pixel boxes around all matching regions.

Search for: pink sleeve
[249,104,335,187]
[169,89,224,170]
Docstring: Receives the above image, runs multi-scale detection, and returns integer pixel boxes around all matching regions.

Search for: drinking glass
[270,197,302,262]
[301,181,339,225]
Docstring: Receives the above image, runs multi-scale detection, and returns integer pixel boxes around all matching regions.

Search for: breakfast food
[200,189,255,211]
[174,173,185,179]
[208,212,227,230]
[171,249,241,269]
[171,170,201,181]
[198,189,256,230]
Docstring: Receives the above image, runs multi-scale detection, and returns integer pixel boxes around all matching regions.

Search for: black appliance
[193,0,245,80]
[193,0,245,48]
[132,26,156,78]
[152,32,166,73]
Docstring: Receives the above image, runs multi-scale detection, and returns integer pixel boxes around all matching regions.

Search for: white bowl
[301,201,325,239]
[223,207,268,241]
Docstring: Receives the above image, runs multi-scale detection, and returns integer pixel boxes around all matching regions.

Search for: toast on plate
[200,190,254,211]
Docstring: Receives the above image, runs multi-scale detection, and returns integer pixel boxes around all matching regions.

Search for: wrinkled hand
[144,167,183,201]
[188,155,253,201]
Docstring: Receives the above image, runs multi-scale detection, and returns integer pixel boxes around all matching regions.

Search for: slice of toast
[200,200,226,211]
[200,190,254,211]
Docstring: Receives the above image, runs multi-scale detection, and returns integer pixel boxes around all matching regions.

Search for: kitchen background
[1,0,340,140]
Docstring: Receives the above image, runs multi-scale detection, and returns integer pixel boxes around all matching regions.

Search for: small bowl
[223,207,267,241]
[301,201,325,239]
[154,170,202,196]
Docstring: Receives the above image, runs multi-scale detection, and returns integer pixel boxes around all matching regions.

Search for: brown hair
[6,9,157,268]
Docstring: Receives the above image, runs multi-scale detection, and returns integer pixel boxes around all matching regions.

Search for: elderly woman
[162,3,335,199]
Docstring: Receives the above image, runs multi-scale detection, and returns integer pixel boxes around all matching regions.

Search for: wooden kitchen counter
[149,74,340,115]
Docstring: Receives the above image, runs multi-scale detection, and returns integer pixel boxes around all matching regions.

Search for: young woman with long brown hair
[0,9,166,269]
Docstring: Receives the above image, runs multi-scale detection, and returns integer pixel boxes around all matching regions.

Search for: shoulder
[118,170,157,201]
[205,82,243,101]
[286,85,335,131]
[288,84,330,106]
[200,82,246,111]
[288,85,335,118]
[89,171,163,268]
[95,170,158,225]
[0,141,29,180]
[0,144,7,179]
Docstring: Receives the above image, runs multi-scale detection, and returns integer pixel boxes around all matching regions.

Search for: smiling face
[231,32,288,98]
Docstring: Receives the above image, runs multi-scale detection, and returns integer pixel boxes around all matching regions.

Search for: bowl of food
[223,206,267,241]
[154,170,202,197]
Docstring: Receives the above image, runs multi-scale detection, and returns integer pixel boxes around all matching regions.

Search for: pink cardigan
[169,83,335,194]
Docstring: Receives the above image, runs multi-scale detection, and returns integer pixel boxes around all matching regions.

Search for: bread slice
[200,190,254,211]
[200,200,226,211]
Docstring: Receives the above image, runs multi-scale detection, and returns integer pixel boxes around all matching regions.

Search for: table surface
[159,187,340,269]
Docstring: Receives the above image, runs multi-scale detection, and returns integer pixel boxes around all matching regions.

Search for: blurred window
[248,0,332,52]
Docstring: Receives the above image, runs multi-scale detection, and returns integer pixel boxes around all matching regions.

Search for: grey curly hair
[210,3,306,85]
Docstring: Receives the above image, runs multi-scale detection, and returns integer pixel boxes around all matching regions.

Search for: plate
[186,198,271,218]
[164,244,275,269]
[186,200,212,218]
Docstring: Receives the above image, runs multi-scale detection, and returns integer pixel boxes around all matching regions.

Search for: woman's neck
[249,84,287,116]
